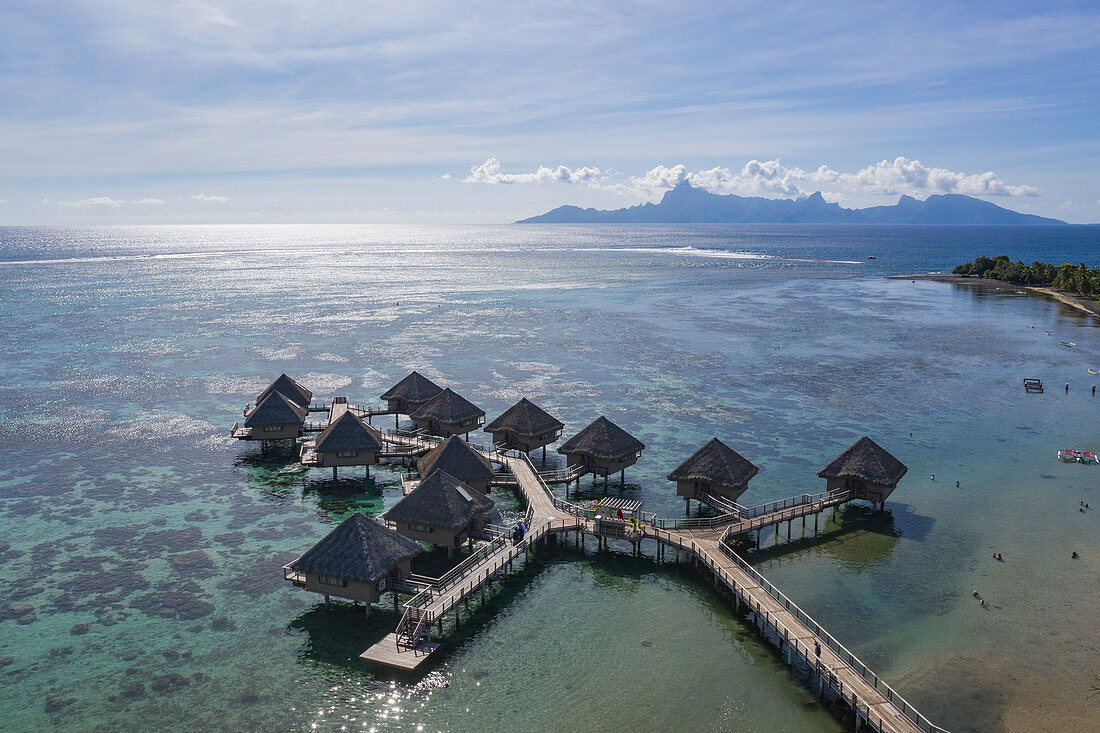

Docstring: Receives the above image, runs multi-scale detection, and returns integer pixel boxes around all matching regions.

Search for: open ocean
[1,224,1099,732]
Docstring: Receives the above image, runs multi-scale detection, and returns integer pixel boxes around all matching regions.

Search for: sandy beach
[889,274,1100,321]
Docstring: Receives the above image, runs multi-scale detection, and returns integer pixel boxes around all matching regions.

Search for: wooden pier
[356,433,942,732]
[255,382,943,732]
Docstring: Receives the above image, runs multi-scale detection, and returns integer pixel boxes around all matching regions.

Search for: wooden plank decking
[359,633,441,670]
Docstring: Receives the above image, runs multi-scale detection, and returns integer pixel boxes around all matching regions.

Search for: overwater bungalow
[484,397,564,456]
[417,434,496,493]
[818,436,907,509]
[235,391,308,443]
[380,371,444,415]
[256,373,313,410]
[303,405,383,477]
[667,438,759,511]
[282,512,421,614]
[410,388,485,439]
[557,416,645,482]
[384,469,494,555]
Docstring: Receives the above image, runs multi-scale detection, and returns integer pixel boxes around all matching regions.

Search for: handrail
[428,535,508,596]
[718,490,856,541]
[710,537,944,733]
[641,526,943,732]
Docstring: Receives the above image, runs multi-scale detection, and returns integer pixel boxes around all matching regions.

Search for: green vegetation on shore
[953,255,1100,296]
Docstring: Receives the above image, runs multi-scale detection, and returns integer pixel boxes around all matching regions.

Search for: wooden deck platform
[359,633,441,670]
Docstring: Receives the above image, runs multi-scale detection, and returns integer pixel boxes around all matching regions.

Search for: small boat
[1059,449,1078,463]
[1060,341,1077,348]
[866,256,876,260]
[1089,368,1098,375]
[1082,451,1099,465]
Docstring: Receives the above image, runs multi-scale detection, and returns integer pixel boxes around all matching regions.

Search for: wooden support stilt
[364,603,371,618]
[393,593,398,611]
[324,594,330,608]
[333,466,338,479]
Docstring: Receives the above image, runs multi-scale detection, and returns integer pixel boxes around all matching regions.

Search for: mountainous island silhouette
[517,180,1067,225]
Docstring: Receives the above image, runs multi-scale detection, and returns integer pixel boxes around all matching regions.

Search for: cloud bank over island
[465,157,1041,202]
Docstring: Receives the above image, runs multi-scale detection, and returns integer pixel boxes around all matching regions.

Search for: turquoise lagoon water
[1,225,1099,732]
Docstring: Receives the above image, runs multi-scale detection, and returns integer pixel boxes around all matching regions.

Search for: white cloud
[59,196,124,207]
[464,157,602,185]
[567,157,1039,200]
[463,156,1041,203]
[131,197,166,205]
[608,160,839,199]
[190,193,229,202]
[839,157,1039,197]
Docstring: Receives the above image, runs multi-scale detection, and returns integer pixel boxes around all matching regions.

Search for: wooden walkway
[645,529,934,733]
[351,431,940,731]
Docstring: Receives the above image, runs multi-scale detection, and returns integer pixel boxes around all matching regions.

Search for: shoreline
[889,274,1100,321]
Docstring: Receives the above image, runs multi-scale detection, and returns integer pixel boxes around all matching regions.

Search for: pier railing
[719,490,856,540]
[731,489,846,519]
[650,512,742,530]
[517,451,588,516]
[650,489,856,532]
[713,538,945,733]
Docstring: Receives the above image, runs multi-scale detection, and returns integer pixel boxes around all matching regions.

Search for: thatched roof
[288,512,421,584]
[257,374,312,408]
[315,411,382,453]
[417,435,494,481]
[380,370,443,404]
[818,437,907,487]
[244,391,308,427]
[557,416,645,461]
[384,470,494,530]
[484,398,564,438]
[667,438,759,487]
[411,388,485,424]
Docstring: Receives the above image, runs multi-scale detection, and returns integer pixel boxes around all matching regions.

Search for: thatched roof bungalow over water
[385,469,494,554]
[239,391,308,442]
[484,398,564,455]
[558,416,645,482]
[411,388,485,439]
[380,371,443,415]
[668,438,759,508]
[304,406,383,476]
[417,435,495,493]
[283,512,421,612]
[257,373,312,410]
[818,436,907,509]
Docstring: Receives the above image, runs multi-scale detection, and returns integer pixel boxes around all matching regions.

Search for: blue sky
[1,1,1098,223]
